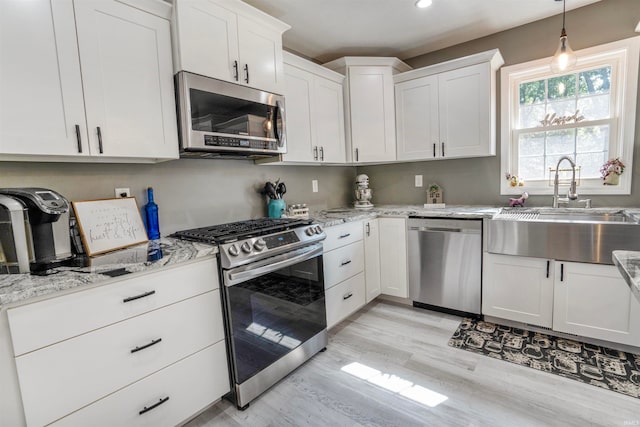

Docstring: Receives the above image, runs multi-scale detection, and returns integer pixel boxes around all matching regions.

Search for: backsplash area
[0,160,356,233]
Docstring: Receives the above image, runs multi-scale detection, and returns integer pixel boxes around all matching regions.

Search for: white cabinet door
[74,0,178,159]
[314,77,346,163]
[482,253,554,328]
[172,0,239,83]
[438,63,491,159]
[553,262,640,346]
[363,219,381,303]
[379,218,408,298]
[282,63,314,162]
[349,66,396,163]
[237,15,284,94]
[395,75,439,161]
[0,0,87,156]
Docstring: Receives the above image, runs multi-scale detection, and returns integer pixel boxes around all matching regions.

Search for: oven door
[222,243,326,385]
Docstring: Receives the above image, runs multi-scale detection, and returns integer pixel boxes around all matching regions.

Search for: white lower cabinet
[323,221,366,329]
[482,253,554,328]
[363,219,381,303]
[6,258,228,427]
[51,342,228,427]
[483,253,640,347]
[379,218,408,298]
[553,261,640,346]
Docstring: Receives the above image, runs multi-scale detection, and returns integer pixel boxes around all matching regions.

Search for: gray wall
[360,0,640,207]
[0,160,355,234]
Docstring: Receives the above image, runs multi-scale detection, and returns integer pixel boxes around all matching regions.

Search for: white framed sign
[72,197,148,256]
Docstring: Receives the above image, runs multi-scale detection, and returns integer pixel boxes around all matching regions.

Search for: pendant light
[550,0,577,73]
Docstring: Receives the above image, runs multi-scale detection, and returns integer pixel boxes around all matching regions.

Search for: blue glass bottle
[144,187,160,240]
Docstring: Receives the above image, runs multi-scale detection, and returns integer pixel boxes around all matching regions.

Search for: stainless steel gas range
[173,218,327,409]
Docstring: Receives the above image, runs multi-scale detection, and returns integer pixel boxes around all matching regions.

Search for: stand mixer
[354,174,373,209]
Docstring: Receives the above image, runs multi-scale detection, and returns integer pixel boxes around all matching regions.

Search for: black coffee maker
[0,188,73,272]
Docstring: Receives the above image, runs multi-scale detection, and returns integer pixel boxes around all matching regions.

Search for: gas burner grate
[172,217,313,243]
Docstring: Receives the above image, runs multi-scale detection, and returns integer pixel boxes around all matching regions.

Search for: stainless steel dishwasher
[407,217,482,317]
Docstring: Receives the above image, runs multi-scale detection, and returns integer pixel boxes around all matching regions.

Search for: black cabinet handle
[339,233,351,239]
[131,338,162,354]
[343,292,353,300]
[433,143,436,157]
[313,146,318,160]
[366,223,370,236]
[560,263,564,282]
[244,64,249,84]
[123,290,156,303]
[546,261,550,278]
[233,60,239,81]
[75,124,82,153]
[355,148,359,162]
[340,259,352,266]
[441,141,445,157]
[320,146,324,161]
[139,396,169,415]
[97,126,104,154]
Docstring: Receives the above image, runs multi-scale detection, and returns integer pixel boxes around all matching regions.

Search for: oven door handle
[225,244,323,287]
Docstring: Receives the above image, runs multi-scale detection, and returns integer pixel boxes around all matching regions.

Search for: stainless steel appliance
[407,217,482,317]
[0,195,34,273]
[175,71,286,158]
[0,188,72,272]
[173,218,326,409]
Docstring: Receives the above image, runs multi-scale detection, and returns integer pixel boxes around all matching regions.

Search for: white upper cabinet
[324,57,411,164]
[0,0,179,162]
[172,0,290,94]
[280,52,345,164]
[395,49,503,162]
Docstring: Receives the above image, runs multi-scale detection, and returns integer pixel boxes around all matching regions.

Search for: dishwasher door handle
[410,227,461,233]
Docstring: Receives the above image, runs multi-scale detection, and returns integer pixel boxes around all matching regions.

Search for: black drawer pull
[131,338,162,354]
[123,290,156,303]
[97,126,104,154]
[433,143,436,157]
[339,233,351,239]
[233,60,239,81]
[546,260,550,278]
[560,263,564,282]
[139,396,169,415]
[75,124,82,153]
[244,64,249,83]
[441,141,445,157]
[343,292,353,300]
[340,259,352,266]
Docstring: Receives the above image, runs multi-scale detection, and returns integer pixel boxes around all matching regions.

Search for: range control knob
[241,242,252,254]
[314,225,323,234]
[253,239,266,251]
[305,227,315,236]
[228,244,239,257]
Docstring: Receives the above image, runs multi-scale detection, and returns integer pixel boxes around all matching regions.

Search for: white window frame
[500,36,640,196]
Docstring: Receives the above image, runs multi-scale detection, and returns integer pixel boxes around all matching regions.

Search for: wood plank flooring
[185,301,639,427]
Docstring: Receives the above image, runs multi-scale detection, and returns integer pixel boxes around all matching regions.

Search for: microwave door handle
[226,244,322,286]
[274,100,286,148]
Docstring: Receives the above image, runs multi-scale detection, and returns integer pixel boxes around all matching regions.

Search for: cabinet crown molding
[322,56,412,75]
[283,51,345,83]
[394,48,504,84]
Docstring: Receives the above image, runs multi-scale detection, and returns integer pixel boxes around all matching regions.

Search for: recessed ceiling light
[415,0,432,8]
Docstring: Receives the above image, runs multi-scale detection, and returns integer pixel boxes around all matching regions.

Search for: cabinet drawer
[16,291,224,427]
[52,341,229,427]
[323,221,363,252]
[323,241,364,289]
[325,272,366,329]
[8,258,219,356]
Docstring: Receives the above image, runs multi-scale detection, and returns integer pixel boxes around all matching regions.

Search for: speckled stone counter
[312,205,501,227]
[612,250,640,303]
[0,238,217,310]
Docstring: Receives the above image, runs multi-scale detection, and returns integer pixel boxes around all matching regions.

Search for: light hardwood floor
[186,300,639,427]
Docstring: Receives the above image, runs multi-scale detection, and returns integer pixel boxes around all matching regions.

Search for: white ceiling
[241,0,601,63]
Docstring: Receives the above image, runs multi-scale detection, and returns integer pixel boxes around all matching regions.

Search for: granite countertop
[0,237,217,310]
[612,250,640,303]
[312,205,501,227]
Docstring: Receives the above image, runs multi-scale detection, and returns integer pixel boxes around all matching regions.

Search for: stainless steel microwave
[175,71,286,158]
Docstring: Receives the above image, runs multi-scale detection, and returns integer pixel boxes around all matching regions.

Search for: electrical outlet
[115,188,130,198]
[415,175,423,187]
[312,180,319,193]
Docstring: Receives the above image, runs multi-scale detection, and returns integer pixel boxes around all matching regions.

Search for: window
[500,37,639,195]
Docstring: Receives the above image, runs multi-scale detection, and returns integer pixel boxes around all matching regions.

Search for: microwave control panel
[204,135,277,151]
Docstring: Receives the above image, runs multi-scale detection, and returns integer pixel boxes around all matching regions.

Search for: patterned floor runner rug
[448,318,640,399]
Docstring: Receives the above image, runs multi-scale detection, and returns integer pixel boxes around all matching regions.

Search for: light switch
[312,180,319,193]
[415,175,423,187]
